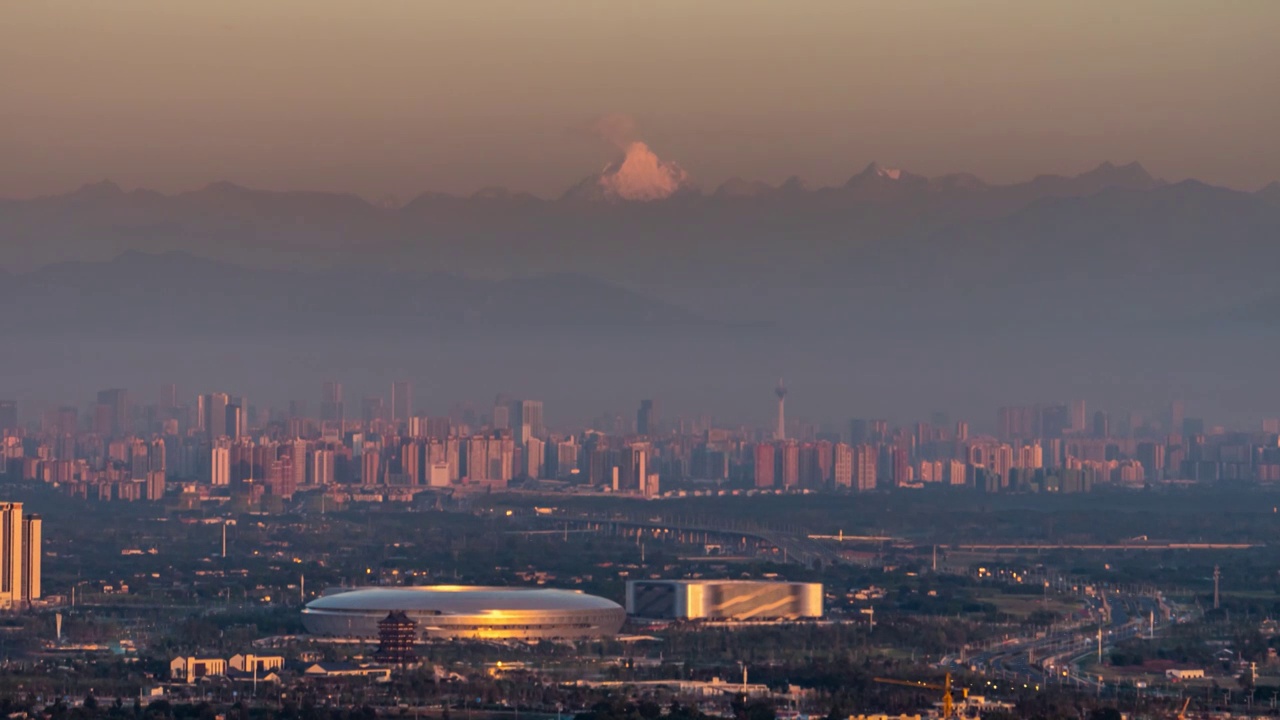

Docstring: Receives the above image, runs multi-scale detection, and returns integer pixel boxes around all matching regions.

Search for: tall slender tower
[21,514,40,604]
[775,379,787,441]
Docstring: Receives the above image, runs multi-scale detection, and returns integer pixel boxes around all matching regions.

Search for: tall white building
[210,445,230,486]
[311,449,335,486]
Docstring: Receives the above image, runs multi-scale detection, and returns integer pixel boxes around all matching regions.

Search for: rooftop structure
[302,585,625,640]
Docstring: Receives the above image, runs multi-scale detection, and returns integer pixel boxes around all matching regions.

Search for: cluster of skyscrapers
[3,384,1280,502]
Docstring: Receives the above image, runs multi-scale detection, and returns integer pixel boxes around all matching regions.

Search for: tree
[1088,708,1122,720]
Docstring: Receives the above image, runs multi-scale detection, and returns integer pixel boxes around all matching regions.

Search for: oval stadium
[301,586,626,640]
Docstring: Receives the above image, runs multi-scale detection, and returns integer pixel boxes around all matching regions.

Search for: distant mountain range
[0,252,711,337]
[2,161,1279,334]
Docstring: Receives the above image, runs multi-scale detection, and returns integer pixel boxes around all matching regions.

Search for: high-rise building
[549,439,579,478]
[753,443,776,488]
[492,395,511,431]
[1136,442,1166,480]
[130,439,149,480]
[637,399,655,436]
[1092,410,1110,439]
[466,436,488,480]
[391,381,413,424]
[774,380,787,441]
[409,416,451,441]
[289,439,308,489]
[146,470,165,501]
[833,443,853,488]
[1168,400,1185,436]
[20,513,40,606]
[362,443,381,485]
[96,388,129,436]
[150,438,167,476]
[361,397,385,426]
[402,440,424,486]
[321,381,344,428]
[891,446,910,487]
[0,401,17,433]
[0,504,22,607]
[513,400,543,445]
[1069,400,1087,434]
[210,443,230,486]
[225,404,243,439]
[619,443,649,492]
[199,393,230,441]
[778,441,800,488]
[525,437,545,479]
[311,449,335,485]
[853,444,877,492]
[0,504,37,608]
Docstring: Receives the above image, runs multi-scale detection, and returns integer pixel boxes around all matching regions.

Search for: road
[957,592,1166,693]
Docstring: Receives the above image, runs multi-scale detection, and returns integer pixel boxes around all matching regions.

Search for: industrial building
[301,586,626,640]
[625,579,823,620]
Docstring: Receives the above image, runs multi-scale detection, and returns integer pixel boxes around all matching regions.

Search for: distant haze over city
[3,1,1280,430]
[2,156,1280,429]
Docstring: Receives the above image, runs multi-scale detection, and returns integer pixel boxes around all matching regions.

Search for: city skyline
[0,379,1246,439]
[4,3,1279,716]
[1,377,1272,505]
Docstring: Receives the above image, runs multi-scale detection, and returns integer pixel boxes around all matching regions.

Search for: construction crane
[873,672,969,719]
[1176,697,1191,720]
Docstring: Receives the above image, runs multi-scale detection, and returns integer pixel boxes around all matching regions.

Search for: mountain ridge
[0,250,715,336]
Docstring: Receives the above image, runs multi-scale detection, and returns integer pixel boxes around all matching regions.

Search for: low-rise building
[170,656,227,683]
[303,663,391,682]
[230,653,285,673]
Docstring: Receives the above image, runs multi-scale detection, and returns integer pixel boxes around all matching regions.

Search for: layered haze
[3,158,1280,430]
[3,1,1279,430]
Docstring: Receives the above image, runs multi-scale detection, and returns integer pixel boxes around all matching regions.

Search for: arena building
[625,580,823,620]
[301,586,626,640]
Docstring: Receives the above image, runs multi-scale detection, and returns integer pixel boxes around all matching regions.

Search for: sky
[3,0,1278,199]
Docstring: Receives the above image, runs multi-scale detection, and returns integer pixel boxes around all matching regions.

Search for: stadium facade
[301,586,625,640]
[625,580,823,620]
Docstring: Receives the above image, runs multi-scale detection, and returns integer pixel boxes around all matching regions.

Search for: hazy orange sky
[3,0,1277,198]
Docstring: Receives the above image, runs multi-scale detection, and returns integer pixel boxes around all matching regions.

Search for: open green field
[974,589,1083,620]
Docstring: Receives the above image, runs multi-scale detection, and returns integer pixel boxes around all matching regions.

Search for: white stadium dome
[301,585,626,640]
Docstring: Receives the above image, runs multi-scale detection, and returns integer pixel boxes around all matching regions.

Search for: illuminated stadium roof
[301,585,626,640]
[307,585,621,614]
